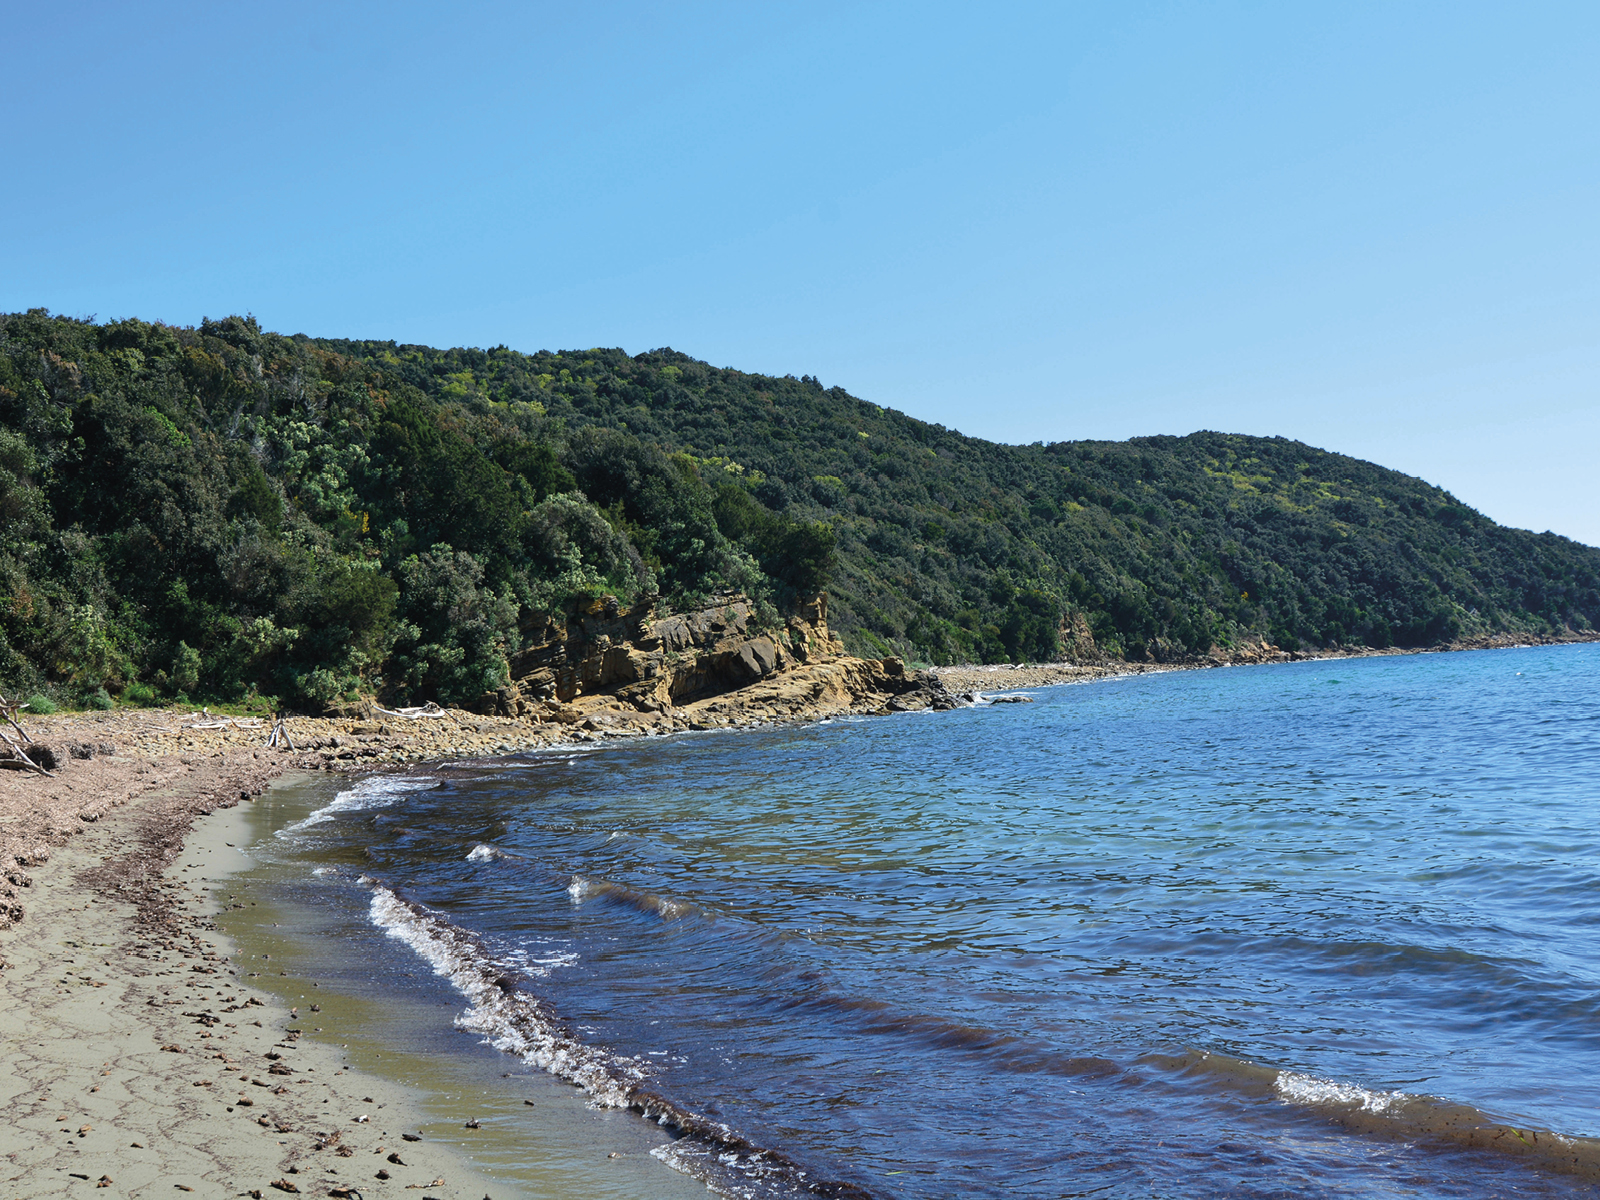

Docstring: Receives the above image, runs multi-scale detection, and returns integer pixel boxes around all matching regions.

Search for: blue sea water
[261,644,1600,1198]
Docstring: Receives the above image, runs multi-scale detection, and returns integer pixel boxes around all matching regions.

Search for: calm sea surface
[247,644,1600,1198]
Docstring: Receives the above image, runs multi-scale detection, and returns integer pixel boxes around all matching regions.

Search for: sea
[219,642,1600,1199]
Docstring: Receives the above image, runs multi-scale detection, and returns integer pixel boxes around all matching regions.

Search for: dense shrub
[0,307,1594,712]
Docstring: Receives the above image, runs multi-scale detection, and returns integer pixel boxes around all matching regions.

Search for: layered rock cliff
[474,593,957,733]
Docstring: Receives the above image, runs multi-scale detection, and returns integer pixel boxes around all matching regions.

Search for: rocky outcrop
[476,592,957,731]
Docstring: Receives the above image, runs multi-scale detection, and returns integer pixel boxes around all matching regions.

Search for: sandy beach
[7,629,1597,1197]
[0,801,504,1198]
[0,709,720,1199]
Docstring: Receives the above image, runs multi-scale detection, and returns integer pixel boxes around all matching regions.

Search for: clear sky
[6,2,1598,544]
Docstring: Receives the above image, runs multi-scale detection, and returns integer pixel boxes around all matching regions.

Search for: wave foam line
[1157,1050,1600,1179]
[364,880,879,1200]
[568,873,701,921]
[280,775,439,836]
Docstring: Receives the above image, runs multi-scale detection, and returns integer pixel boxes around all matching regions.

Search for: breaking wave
[280,775,439,837]
[364,878,879,1199]
[1152,1049,1600,1178]
[567,874,701,921]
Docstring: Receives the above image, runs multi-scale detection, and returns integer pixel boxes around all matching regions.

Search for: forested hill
[1,310,1596,711]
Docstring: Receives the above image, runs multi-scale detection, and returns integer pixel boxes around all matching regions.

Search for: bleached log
[371,702,448,720]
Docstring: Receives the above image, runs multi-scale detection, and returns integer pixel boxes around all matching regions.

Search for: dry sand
[0,679,967,1198]
[0,709,701,1199]
[0,772,500,1198]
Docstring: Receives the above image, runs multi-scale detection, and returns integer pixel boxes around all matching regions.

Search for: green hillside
[1,310,1595,710]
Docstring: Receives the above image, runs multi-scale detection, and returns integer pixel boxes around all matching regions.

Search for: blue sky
[7,2,1598,544]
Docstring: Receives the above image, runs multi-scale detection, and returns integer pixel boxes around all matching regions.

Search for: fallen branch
[371,702,449,720]
[266,719,296,751]
[0,727,53,776]
[0,692,33,744]
[182,717,265,731]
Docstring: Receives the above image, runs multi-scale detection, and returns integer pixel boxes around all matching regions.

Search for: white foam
[504,942,579,978]
[1274,1070,1408,1114]
[363,880,812,1198]
[366,883,642,1107]
[279,775,437,836]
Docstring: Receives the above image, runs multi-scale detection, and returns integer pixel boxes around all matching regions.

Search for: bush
[122,682,157,706]
[83,686,113,710]
[23,692,57,715]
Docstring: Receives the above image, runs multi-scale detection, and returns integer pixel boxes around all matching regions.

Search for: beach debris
[0,692,33,742]
[183,709,266,731]
[401,1132,421,1141]
[96,1177,113,1188]
[175,1188,194,1194]
[329,1188,363,1199]
[0,726,53,776]
[386,1152,405,1165]
[372,702,448,721]
[463,1117,481,1129]
[269,1180,301,1194]
[374,1170,390,1181]
[354,1113,369,1123]
[266,719,296,751]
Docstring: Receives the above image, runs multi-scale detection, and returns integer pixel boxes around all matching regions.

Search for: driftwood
[371,702,448,720]
[266,719,296,751]
[0,692,33,744]
[0,727,53,776]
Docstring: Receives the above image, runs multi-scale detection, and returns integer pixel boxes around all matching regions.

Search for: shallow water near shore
[216,778,713,1198]
[233,643,1600,1198]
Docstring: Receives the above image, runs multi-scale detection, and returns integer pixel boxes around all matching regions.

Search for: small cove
[219,643,1600,1198]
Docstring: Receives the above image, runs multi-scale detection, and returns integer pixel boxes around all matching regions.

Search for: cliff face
[476,593,957,733]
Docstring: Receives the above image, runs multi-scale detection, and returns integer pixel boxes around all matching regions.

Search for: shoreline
[0,770,502,1198]
[930,629,1600,694]
[5,632,1598,1194]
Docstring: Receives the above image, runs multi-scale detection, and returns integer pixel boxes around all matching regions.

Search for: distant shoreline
[931,629,1600,694]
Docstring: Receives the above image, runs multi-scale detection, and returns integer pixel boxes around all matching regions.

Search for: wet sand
[0,776,500,1197]
[0,712,714,1197]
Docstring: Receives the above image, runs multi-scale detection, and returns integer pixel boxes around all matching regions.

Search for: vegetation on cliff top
[2,309,1596,710]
